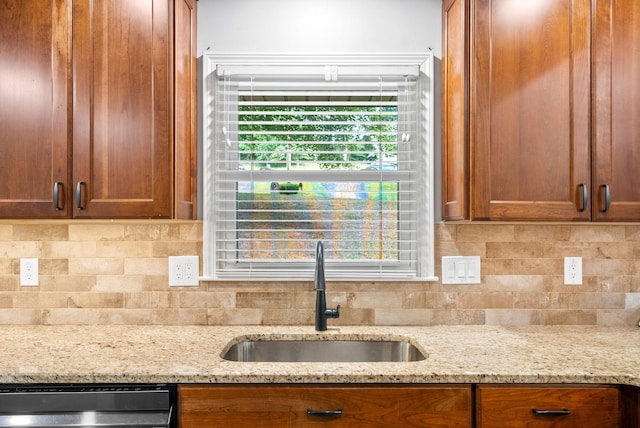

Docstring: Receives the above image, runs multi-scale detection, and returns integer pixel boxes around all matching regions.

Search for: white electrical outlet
[20,258,39,286]
[442,256,481,284]
[168,256,200,286]
[564,256,582,285]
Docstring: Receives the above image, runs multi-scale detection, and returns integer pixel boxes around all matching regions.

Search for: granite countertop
[0,325,638,386]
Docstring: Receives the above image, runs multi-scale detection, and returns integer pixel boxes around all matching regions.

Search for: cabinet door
[174,0,198,219]
[179,385,472,428]
[72,0,171,218]
[592,0,640,221]
[442,0,469,220]
[471,0,591,220]
[0,0,71,218]
[477,385,621,427]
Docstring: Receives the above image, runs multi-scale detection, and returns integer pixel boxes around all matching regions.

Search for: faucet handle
[325,304,340,319]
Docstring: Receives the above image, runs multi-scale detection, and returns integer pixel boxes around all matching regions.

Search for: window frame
[202,53,437,282]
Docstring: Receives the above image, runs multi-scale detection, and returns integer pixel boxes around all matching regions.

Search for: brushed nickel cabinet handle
[601,184,611,213]
[53,182,63,210]
[76,181,85,210]
[532,408,571,417]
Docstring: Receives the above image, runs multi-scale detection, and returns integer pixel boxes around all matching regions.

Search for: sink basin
[222,338,427,362]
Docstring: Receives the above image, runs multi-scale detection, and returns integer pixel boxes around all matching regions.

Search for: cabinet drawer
[179,384,472,428]
[477,385,621,427]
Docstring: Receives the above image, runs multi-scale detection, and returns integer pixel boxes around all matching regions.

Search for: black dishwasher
[0,384,175,428]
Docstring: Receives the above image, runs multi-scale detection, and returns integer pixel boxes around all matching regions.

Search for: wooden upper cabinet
[174,0,198,220]
[471,0,591,220]
[72,0,172,218]
[0,0,196,219]
[0,0,72,218]
[592,0,640,221]
[442,0,469,221]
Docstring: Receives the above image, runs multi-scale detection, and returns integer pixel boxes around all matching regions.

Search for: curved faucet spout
[314,240,339,331]
[314,241,325,291]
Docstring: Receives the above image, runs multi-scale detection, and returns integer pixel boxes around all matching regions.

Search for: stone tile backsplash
[0,221,638,326]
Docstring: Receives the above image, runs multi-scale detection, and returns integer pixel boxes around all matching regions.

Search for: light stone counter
[0,325,638,386]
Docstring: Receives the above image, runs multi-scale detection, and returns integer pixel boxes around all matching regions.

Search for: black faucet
[314,241,340,331]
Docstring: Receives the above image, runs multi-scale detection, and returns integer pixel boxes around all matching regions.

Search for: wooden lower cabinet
[178,384,472,427]
[476,385,622,427]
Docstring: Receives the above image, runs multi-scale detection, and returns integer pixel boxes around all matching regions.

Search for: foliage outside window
[203,55,436,281]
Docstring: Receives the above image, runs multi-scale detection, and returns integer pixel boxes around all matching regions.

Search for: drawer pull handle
[532,408,571,417]
[307,409,343,417]
[578,183,588,212]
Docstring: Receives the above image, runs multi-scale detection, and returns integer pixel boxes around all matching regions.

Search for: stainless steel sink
[222,338,427,362]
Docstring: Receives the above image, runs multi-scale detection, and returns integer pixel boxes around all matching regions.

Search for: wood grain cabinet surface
[0,0,196,219]
[477,385,622,428]
[178,384,473,428]
[442,0,640,221]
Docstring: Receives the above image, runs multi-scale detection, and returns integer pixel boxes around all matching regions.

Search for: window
[203,54,436,281]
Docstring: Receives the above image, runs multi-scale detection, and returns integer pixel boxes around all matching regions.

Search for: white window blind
[203,55,436,281]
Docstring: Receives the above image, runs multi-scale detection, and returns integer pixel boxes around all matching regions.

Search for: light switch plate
[442,256,481,285]
[168,256,200,286]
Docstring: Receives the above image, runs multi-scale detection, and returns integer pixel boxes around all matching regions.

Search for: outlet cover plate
[20,258,39,286]
[442,256,481,285]
[168,256,200,286]
[564,256,582,285]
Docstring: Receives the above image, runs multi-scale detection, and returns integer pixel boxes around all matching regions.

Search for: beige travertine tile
[125,292,171,308]
[347,291,403,309]
[0,225,12,241]
[0,293,14,307]
[596,309,640,326]
[0,258,11,275]
[42,308,153,325]
[626,225,640,241]
[208,308,264,325]
[403,291,458,309]
[69,258,123,275]
[484,258,560,276]
[514,224,571,242]
[152,308,208,325]
[96,241,153,258]
[485,309,542,325]
[236,292,292,309]
[484,275,546,292]
[178,292,236,308]
[95,275,166,292]
[124,224,181,241]
[0,241,39,258]
[541,310,597,325]
[40,275,96,292]
[435,223,456,241]
[457,292,514,309]
[68,224,125,241]
[375,308,433,325]
[457,224,515,242]
[0,276,17,291]
[12,224,68,241]
[569,225,625,242]
[124,258,167,275]
[625,293,640,309]
[486,242,544,259]
[152,241,202,257]
[262,308,311,325]
[40,241,96,258]
[12,292,68,308]
[0,308,41,324]
[67,293,124,308]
